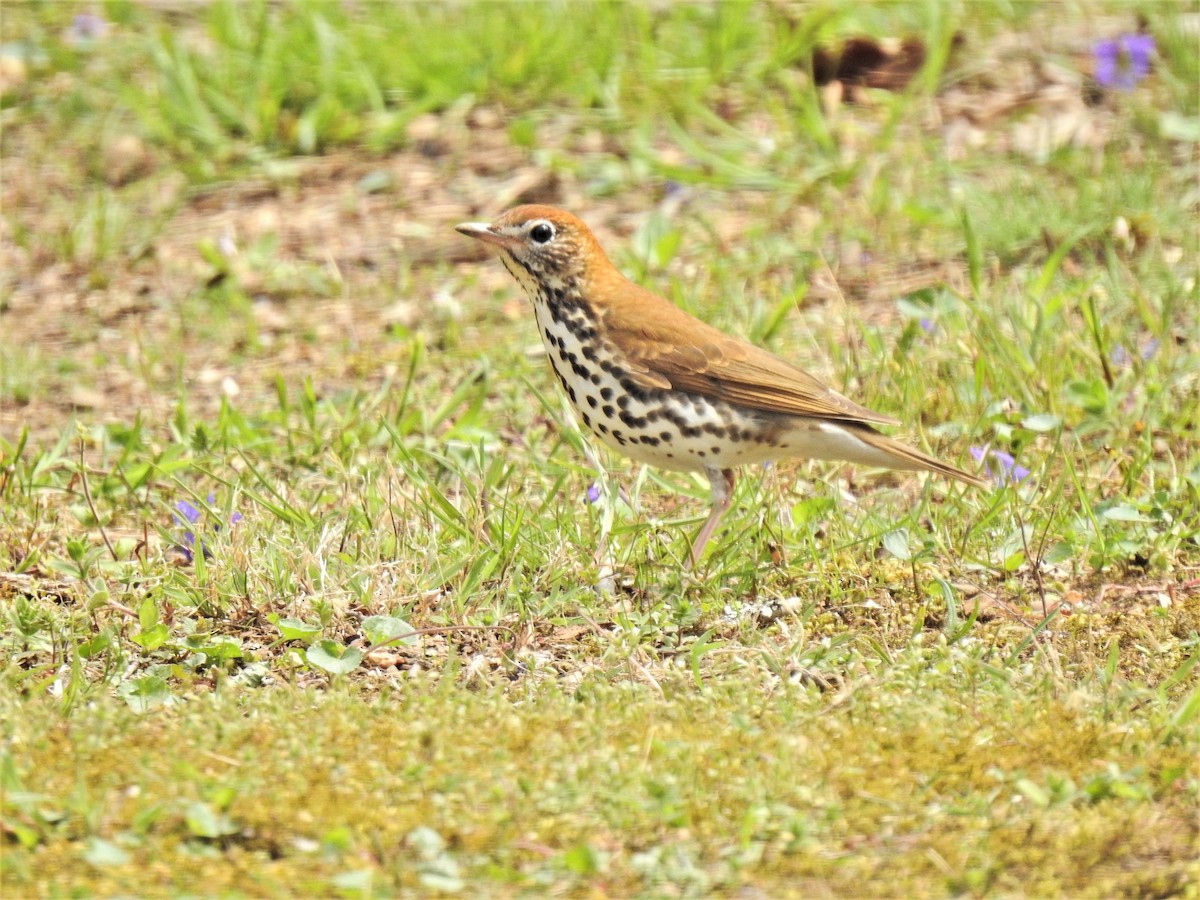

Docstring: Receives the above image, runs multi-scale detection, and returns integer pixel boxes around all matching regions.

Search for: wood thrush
[457,205,987,564]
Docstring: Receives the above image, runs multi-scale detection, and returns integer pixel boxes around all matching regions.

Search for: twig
[1012,490,1048,617]
[79,440,118,563]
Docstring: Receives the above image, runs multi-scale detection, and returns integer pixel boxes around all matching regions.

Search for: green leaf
[1021,413,1061,433]
[138,597,159,631]
[563,842,601,875]
[83,837,131,867]
[196,237,231,273]
[330,870,374,893]
[118,675,171,712]
[688,628,722,688]
[273,616,321,643]
[306,640,363,675]
[882,529,912,561]
[1102,505,1149,523]
[1014,778,1050,808]
[1168,685,1200,734]
[1042,542,1074,565]
[77,632,112,658]
[418,859,464,893]
[361,615,418,647]
[186,635,244,662]
[1066,379,1109,415]
[185,801,238,839]
[131,623,170,651]
[1158,111,1200,142]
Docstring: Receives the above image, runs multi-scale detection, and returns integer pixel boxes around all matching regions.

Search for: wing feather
[602,285,900,427]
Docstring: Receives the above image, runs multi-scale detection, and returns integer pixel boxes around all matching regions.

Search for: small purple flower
[67,11,108,46]
[175,500,202,525]
[1093,34,1155,91]
[585,483,601,504]
[970,446,1031,486]
[173,494,241,563]
[918,318,936,334]
[1110,338,1158,368]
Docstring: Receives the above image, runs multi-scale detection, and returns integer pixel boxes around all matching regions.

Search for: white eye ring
[529,221,555,244]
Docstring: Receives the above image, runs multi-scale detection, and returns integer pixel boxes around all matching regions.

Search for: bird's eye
[530,223,554,244]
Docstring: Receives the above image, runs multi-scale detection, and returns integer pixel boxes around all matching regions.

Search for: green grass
[2,1,1199,896]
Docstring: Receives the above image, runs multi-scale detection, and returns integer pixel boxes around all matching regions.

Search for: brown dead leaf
[810,34,962,103]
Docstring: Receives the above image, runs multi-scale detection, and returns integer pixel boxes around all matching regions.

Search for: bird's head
[456,205,606,290]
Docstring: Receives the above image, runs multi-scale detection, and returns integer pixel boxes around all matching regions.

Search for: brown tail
[854,427,990,489]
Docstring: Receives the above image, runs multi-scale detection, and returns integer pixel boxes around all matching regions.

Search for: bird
[456,205,987,565]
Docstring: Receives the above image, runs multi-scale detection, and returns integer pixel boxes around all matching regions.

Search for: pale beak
[456,222,521,251]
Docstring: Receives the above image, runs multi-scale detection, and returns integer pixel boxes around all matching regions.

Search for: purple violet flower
[918,318,936,334]
[174,500,201,561]
[67,11,108,46]
[1093,34,1155,91]
[1110,338,1158,368]
[970,446,1031,486]
[585,483,601,504]
[173,494,241,563]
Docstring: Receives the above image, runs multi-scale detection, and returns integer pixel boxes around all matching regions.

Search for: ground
[1,2,1198,896]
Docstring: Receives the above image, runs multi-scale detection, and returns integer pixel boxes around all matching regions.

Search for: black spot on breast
[567,386,577,403]
[660,431,671,441]
[587,396,598,409]
[619,412,647,429]
[641,435,660,446]
[582,412,591,428]
[590,373,602,385]
[681,425,701,439]
[598,423,609,435]
[602,405,614,418]
[618,380,649,403]
[600,387,613,401]
[711,446,721,454]
[581,343,598,362]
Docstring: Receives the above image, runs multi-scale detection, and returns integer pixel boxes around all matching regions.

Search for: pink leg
[689,467,736,567]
